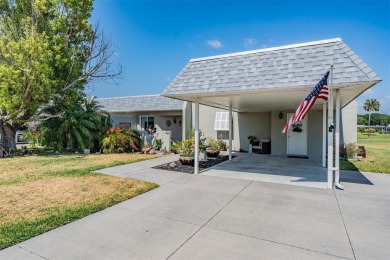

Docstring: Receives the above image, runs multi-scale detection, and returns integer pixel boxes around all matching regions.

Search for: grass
[0,153,161,249]
[340,132,390,174]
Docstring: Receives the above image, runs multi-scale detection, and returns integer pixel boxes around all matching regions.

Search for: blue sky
[90,0,390,114]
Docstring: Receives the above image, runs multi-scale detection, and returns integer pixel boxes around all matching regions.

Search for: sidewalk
[95,154,187,185]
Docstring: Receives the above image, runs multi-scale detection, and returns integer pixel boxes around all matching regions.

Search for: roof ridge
[96,94,163,100]
[190,38,343,62]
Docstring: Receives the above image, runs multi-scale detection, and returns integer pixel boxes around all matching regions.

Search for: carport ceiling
[173,82,374,112]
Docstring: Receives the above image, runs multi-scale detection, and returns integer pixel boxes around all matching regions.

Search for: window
[140,116,154,131]
[214,112,230,131]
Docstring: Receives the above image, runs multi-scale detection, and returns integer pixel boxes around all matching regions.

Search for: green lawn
[0,153,160,249]
[340,132,390,173]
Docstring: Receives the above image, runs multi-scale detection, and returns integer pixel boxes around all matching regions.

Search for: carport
[162,38,381,189]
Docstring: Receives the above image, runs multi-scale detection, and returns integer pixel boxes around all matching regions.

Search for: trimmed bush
[102,127,141,153]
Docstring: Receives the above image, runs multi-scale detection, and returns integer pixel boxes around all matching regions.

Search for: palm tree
[41,96,111,151]
[363,99,380,136]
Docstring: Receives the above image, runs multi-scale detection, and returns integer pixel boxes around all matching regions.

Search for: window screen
[214,112,230,131]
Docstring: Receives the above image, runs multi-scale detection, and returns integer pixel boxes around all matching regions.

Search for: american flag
[282,71,330,133]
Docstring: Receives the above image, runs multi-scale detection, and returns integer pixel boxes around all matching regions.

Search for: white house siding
[271,110,323,159]
[190,103,356,158]
[308,110,323,160]
[191,104,272,151]
[237,112,271,151]
[109,111,183,142]
[341,101,358,144]
[153,115,182,141]
[191,104,241,150]
[271,111,288,156]
[182,101,192,140]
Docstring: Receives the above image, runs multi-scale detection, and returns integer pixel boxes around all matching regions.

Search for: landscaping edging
[153,155,234,174]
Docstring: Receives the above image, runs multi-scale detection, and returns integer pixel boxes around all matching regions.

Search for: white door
[287,113,308,156]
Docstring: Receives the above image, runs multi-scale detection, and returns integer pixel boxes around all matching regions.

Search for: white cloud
[244,38,257,47]
[207,40,223,49]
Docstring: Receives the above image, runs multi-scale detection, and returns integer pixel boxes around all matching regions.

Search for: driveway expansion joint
[204,226,354,260]
[17,246,49,260]
[166,180,254,259]
[116,206,202,227]
[333,189,357,260]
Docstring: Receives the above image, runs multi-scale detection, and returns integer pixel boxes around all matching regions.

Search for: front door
[287,113,308,156]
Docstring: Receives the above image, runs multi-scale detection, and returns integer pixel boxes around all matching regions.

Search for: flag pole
[327,65,334,189]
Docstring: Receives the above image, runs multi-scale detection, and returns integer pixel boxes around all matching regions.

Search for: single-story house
[97,95,189,150]
[97,38,380,187]
[161,38,381,185]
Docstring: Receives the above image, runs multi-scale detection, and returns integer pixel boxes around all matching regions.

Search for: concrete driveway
[203,153,328,189]
[1,156,389,260]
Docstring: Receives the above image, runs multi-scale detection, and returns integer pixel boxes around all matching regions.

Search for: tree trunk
[0,122,17,157]
[368,113,371,137]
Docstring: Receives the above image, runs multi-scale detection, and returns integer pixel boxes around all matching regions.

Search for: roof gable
[163,38,380,96]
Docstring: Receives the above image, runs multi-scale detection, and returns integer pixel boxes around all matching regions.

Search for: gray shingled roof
[96,95,184,112]
[162,38,381,96]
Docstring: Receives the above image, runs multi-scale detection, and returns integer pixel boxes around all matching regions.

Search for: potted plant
[206,137,221,158]
[292,122,303,132]
[247,135,257,154]
[248,135,257,144]
[177,139,195,165]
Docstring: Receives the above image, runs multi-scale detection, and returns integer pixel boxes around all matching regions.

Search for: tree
[41,95,111,151]
[357,115,368,125]
[363,99,380,136]
[0,0,121,154]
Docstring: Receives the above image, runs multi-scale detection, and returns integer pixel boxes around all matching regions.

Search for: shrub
[206,138,219,150]
[218,139,227,151]
[340,142,359,159]
[22,125,43,148]
[176,139,195,157]
[206,137,227,151]
[365,128,377,133]
[102,127,141,153]
[154,138,163,151]
[170,140,181,153]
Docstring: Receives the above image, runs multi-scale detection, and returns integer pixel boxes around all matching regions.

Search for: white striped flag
[282,71,330,133]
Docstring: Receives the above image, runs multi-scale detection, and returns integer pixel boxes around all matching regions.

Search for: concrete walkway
[1,156,389,260]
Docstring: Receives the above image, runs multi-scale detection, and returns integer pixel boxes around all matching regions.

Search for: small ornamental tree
[363,99,380,136]
[102,127,141,153]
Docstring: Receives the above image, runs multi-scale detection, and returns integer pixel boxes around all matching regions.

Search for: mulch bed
[153,155,234,174]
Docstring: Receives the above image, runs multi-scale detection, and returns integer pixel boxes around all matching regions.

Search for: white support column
[322,103,327,168]
[229,104,232,160]
[327,66,334,189]
[194,99,199,174]
[335,89,344,189]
